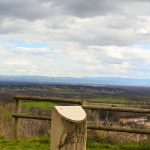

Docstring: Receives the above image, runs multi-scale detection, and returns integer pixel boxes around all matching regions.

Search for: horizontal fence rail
[13,96,150,139]
[14,96,150,113]
[88,126,150,135]
[83,105,150,114]
[14,96,83,105]
[12,114,150,135]
[12,113,51,121]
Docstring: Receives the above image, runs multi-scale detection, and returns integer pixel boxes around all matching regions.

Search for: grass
[22,102,57,110]
[0,137,150,150]
[89,97,130,104]
[0,136,49,150]
[87,140,150,150]
[87,140,118,150]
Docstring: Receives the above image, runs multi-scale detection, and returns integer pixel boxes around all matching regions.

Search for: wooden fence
[12,96,150,139]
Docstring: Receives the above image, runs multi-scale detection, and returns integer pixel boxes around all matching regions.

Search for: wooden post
[14,99,21,139]
[51,106,87,150]
[82,100,85,106]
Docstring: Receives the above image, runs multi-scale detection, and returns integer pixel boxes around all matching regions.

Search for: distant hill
[0,75,150,86]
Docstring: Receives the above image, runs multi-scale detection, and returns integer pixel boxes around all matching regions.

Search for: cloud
[1,41,150,78]
[0,0,150,78]
[0,0,56,20]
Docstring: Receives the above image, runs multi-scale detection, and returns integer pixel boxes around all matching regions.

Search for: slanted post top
[54,106,86,123]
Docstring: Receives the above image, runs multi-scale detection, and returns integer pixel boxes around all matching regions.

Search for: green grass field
[0,137,150,150]
[89,97,130,104]
[22,102,57,110]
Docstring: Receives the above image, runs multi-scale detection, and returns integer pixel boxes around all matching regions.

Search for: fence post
[51,106,87,150]
[82,99,85,106]
[14,98,21,139]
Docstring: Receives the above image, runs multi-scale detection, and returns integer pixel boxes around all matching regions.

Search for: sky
[0,0,150,78]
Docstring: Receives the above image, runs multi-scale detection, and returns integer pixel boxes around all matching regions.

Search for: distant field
[89,97,131,104]
[23,102,57,110]
[0,137,150,150]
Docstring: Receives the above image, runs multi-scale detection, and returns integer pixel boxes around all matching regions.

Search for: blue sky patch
[130,44,150,50]
[15,40,49,49]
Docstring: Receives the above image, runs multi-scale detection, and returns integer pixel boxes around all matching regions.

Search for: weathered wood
[14,96,82,104]
[12,111,150,135]
[83,105,150,114]
[14,99,21,139]
[88,125,150,135]
[12,113,51,121]
[12,95,150,141]
[14,96,150,114]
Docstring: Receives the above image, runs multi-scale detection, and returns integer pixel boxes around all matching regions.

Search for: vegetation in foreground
[0,136,48,150]
[0,137,150,150]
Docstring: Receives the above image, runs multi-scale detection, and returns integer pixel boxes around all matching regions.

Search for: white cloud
[0,0,150,78]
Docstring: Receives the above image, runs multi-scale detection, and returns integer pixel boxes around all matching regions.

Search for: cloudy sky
[1,0,150,78]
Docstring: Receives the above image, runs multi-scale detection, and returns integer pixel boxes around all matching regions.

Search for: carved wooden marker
[51,106,87,150]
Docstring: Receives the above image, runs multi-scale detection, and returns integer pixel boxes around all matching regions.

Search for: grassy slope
[0,137,150,150]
